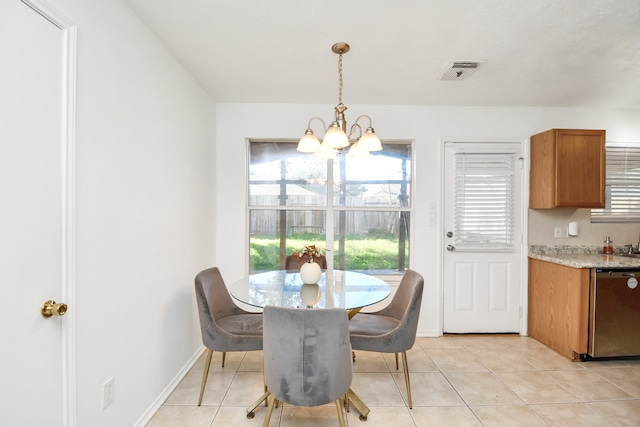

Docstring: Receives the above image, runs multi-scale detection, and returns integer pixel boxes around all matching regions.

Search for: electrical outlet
[554,227,562,238]
[102,377,114,409]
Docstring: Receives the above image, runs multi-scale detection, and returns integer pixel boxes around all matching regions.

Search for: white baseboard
[132,346,206,427]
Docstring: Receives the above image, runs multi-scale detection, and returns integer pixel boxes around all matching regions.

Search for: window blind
[591,144,640,223]
[454,152,516,251]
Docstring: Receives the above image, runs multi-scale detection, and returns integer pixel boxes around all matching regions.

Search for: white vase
[300,261,322,284]
[300,283,321,307]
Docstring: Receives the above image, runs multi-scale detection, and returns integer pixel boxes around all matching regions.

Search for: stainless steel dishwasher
[589,268,640,358]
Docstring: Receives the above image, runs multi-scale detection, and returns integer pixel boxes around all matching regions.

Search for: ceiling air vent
[440,62,480,80]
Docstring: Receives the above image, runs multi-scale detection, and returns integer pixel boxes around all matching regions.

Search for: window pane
[249,209,326,273]
[333,144,411,208]
[454,152,516,251]
[332,210,409,274]
[591,143,640,223]
[249,141,327,207]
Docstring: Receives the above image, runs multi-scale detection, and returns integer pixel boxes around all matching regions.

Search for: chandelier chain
[337,53,343,106]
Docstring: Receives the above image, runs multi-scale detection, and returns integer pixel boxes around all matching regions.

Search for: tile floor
[146,335,640,426]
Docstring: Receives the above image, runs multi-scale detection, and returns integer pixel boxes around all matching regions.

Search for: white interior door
[0,1,73,425]
[443,141,523,333]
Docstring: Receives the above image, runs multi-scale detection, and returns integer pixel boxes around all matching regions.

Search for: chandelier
[296,42,382,159]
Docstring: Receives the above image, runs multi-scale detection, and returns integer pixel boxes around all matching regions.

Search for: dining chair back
[194,267,263,405]
[348,269,424,408]
[261,305,352,427]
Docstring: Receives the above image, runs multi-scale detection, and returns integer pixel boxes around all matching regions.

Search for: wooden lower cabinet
[528,258,590,360]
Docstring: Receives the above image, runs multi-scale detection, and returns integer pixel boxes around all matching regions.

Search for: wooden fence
[249,195,400,235]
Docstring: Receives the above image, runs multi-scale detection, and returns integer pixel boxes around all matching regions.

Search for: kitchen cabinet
[529,128,606,208]
[528,258,589,360]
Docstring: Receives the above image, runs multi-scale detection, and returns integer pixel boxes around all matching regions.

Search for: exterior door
[443,141,523,333]
[0,1,74,425]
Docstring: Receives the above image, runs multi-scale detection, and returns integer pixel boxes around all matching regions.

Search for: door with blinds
[443,142,523,333]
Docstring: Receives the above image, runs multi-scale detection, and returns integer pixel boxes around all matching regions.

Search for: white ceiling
[124,0,640,109]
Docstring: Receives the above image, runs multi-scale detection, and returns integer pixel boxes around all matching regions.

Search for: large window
[591,143,640,223]
[248,141,412,274]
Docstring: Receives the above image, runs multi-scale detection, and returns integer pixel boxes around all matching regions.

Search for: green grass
[250,233,408,272]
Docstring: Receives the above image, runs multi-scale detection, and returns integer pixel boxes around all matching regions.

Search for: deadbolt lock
[41,300,67,318]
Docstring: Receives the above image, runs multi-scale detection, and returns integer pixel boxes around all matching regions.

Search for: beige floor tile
[238,350,264,371]
[151,335,640,427]
[591,366,640,397]
[425,347,489,372]
[470,405,548,427]
[495,371,580,404]
[522,347,586,370]
[350,372,406,406]
[411,406,482,427]
[470,348,538,371]
[221,371,266,406]
[347,406,415,426]
[352,351,390,373]
[381,347,439,373]
[211,405,281,427]
[392,372,465,406]
[495,336,548,349]
[279,405,347,427]
[531,402,616,426]
[165,369,236,406]
[145,405,217,427]
[444,372,525,405]
[579,358,640,369]
[589,399,640,427]
[452,334,511,349]
[544,369,633,401]
[417,336,464,349]
[192,350,245,372]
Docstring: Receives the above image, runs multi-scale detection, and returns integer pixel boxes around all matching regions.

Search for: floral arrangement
[292,245,322,263]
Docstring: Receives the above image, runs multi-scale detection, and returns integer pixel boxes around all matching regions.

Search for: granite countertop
[529,245,640,269]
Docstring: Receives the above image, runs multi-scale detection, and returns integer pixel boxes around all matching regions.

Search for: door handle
[446,245,455,252]
[41,300,67,318]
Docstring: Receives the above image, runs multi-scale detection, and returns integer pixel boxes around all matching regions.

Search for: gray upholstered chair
[194,267,263,406]
[284,254,328,270]
[261,306,352,427]
[348,269,424,409]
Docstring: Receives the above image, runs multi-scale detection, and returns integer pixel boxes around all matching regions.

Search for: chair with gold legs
[261,306,352,427]
[348,269,424,409]
[194,267,263,406]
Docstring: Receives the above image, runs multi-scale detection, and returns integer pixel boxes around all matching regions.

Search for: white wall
[216,104,640,337]
[49,1,216,426]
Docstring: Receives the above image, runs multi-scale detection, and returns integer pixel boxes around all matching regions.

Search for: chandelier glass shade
[297,42,382,159]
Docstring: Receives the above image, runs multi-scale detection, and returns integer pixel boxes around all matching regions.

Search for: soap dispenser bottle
[604,236,614,254]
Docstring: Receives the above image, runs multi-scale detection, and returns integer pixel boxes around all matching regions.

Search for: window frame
[591,142,640,223]
[246,139,414,277]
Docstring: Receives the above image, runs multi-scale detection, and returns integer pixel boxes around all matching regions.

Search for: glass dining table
[230,269,392,421]
[229,269,391,317]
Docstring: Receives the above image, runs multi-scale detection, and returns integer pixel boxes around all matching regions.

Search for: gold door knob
[41,300,67,318]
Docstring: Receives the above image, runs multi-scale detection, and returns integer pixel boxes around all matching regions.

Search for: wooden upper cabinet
[529,129,606,208]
